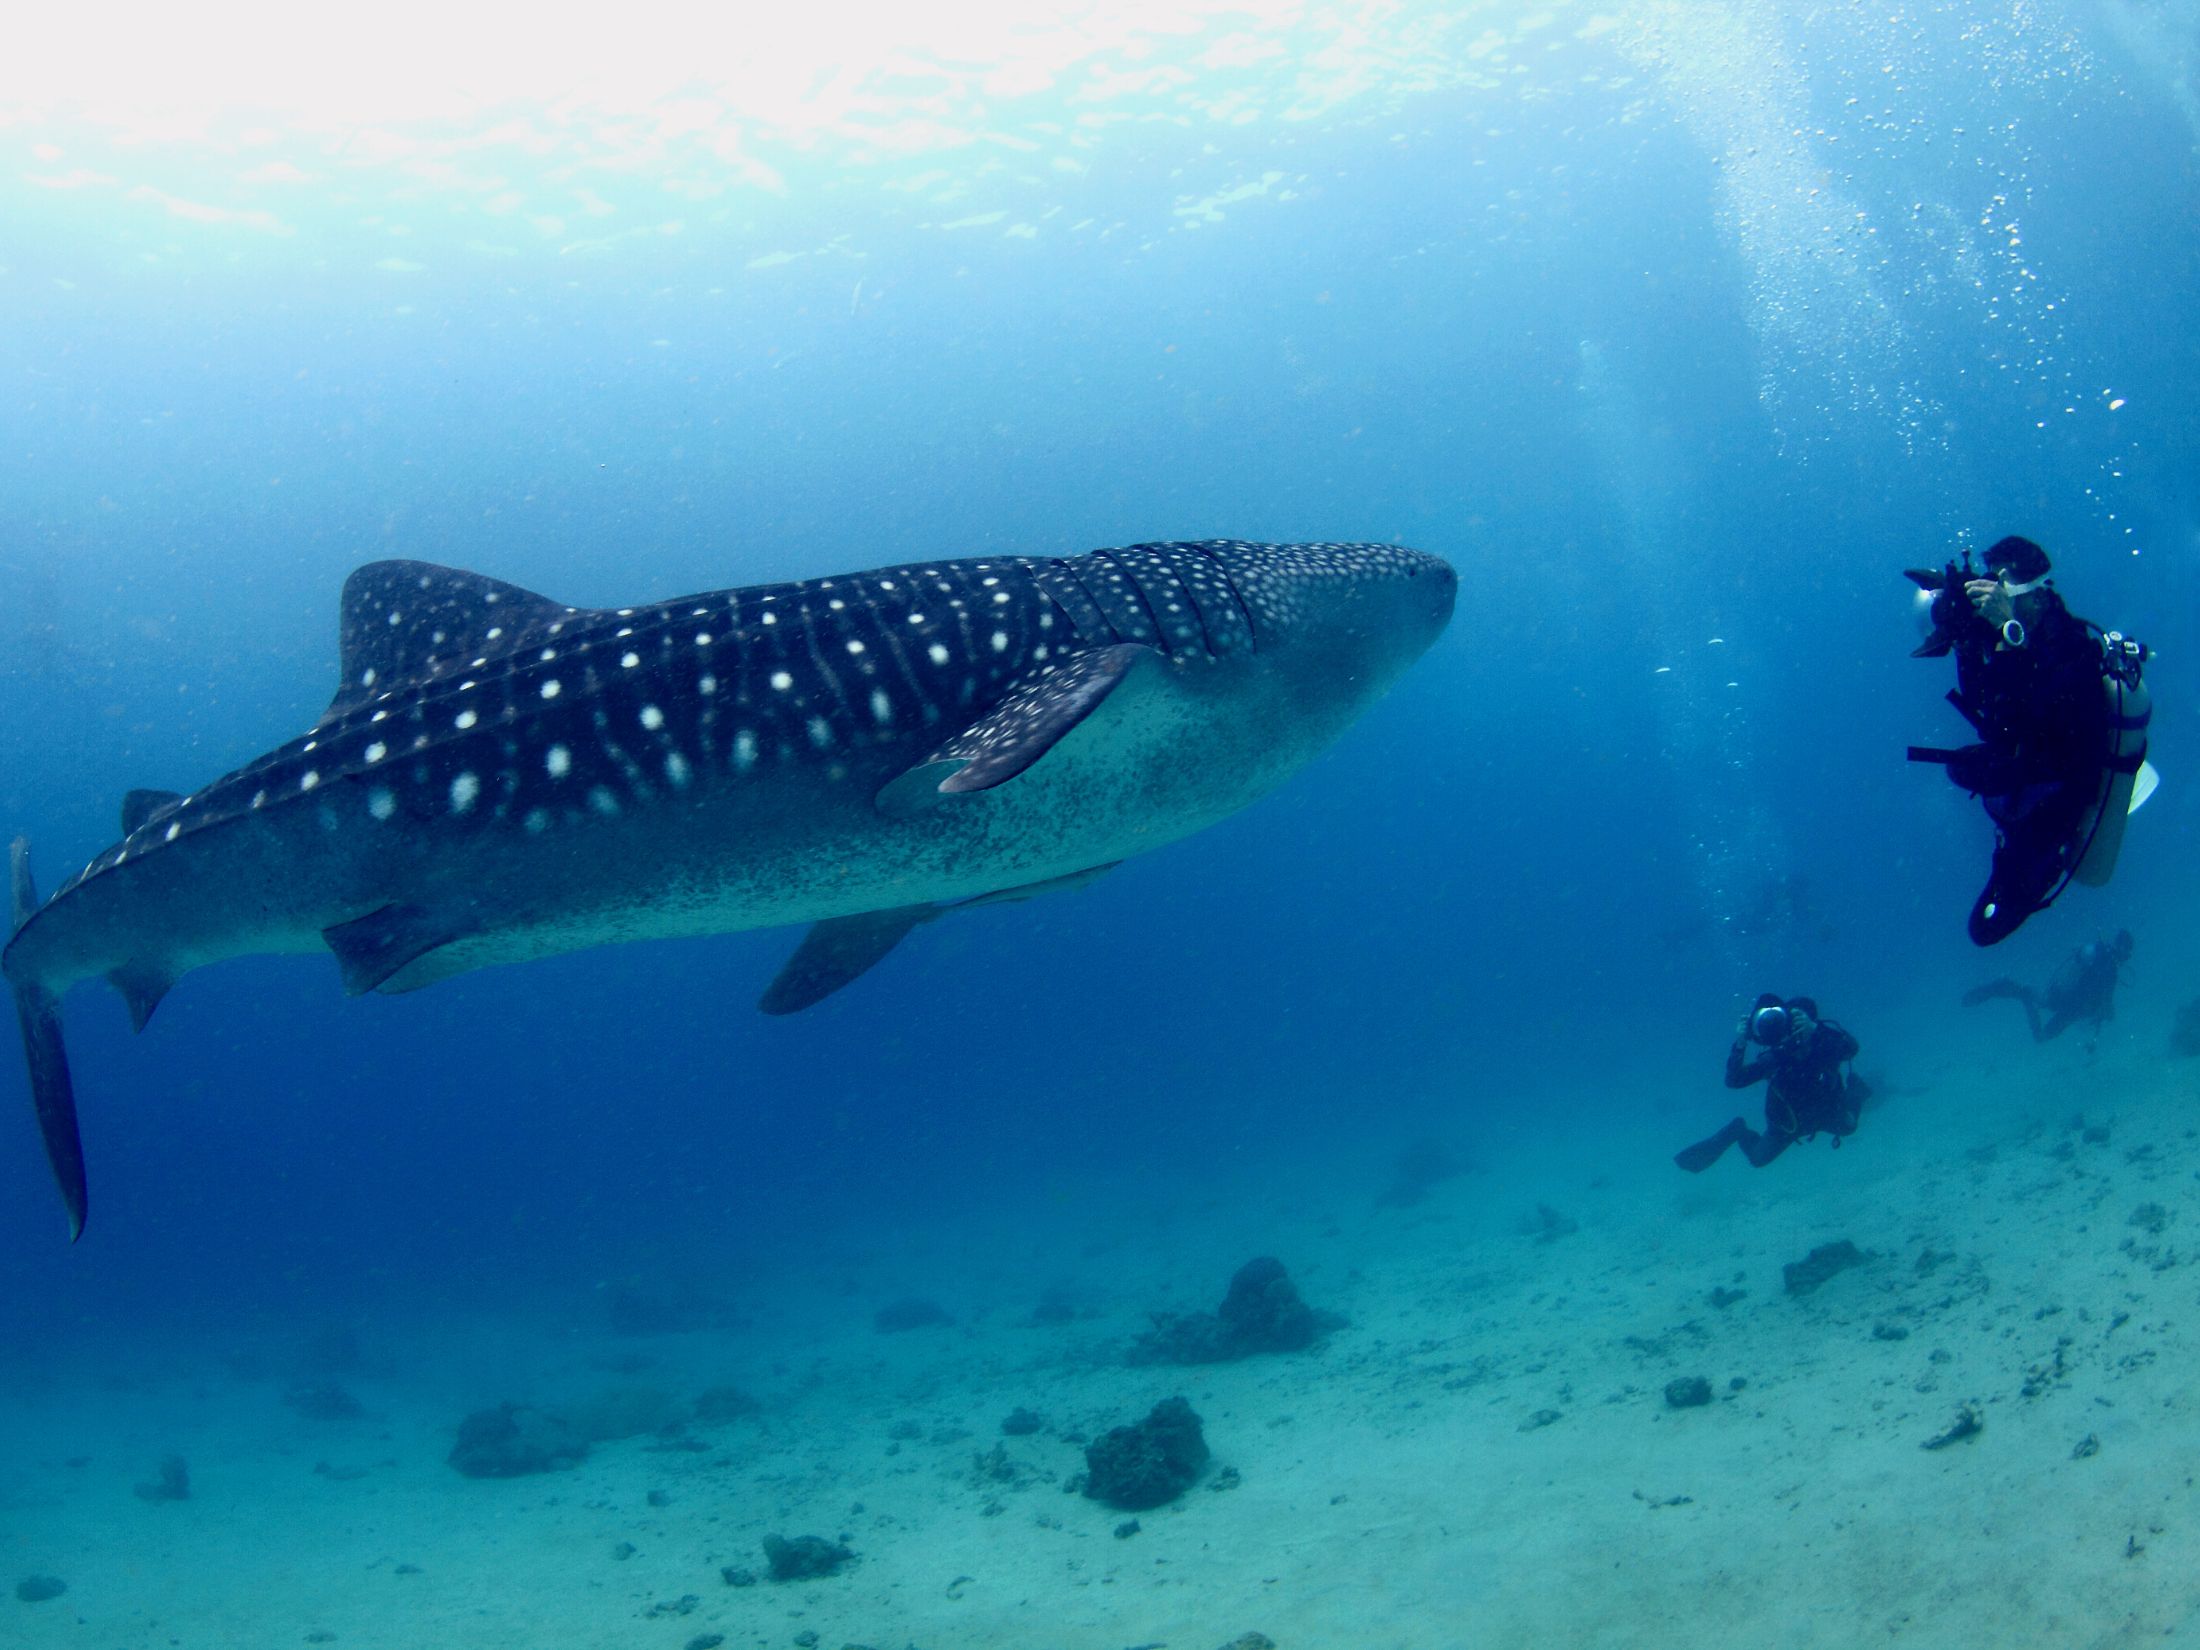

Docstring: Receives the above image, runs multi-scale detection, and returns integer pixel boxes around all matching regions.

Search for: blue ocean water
[2,4,2197,1642]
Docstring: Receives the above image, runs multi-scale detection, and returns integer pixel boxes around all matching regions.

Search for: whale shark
[6,538,1455,1238]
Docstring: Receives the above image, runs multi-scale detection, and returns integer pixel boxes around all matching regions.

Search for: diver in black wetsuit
[1907,536,2129,947]
[1963,929,2132,1046]
[1674,994,1865,1172]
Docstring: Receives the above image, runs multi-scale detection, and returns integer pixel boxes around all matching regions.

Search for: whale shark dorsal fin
[120,789,184,836]
[329,560,578,718]
[877,643,1154,813]
[323,902,481,995]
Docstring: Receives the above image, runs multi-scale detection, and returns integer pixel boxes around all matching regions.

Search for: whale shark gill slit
[1183,542,1256,657]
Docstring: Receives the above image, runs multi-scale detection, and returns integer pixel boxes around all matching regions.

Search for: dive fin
[877,643,1154,811]
[1674,1119,1747,1174]
[120,789,184,836]
[10,838,87,1242]
[323,903,479,995]
[2130,759,2160,814]
[758,905,941,1016]
[106,959,178,1033]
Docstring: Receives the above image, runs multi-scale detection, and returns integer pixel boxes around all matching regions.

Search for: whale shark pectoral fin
[876,644,1156,816]
[758,904,943,1016]
[935,643,1155,794]
[759,863,1124,1015]
[872,760,969,819]
[106,959,178,1033]
[120,789,185,836]
[949,861,1120,911]
[323,903,480,996]
[10,837,86,1242]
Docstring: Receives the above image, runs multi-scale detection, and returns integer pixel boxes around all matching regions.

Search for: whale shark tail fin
[9,838,87,1242]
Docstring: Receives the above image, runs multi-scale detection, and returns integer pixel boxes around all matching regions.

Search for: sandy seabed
[5,1028,2199,1650]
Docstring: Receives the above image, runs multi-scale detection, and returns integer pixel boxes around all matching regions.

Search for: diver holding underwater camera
[1906,535,2153,946]
[1673,994,1867,1172]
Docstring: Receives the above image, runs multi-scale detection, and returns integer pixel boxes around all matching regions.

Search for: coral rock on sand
[1663,1376,1714,1409]
[132,1455,190,1503]
[447,1404,588,1478]
[1783,1240,1870,1297]
[762,1534,854,1581]
[1131,1258,1341,1364]
[1083,1396,1210,1510]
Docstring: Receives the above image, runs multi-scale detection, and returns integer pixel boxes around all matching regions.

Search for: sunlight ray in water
[2,0,1571,268]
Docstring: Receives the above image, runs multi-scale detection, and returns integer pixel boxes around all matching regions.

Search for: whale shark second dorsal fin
[120,789,184,836]
[328,560,579,719]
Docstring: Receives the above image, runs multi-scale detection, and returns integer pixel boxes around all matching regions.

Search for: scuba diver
[1907,536,2152,947]
[1963,928,2133,1046]
[1674,994,1867,1172]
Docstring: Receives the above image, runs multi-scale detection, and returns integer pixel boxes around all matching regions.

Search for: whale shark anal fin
[106,958,178,1032]
[324,903,481,996]
[877,643,1154,814]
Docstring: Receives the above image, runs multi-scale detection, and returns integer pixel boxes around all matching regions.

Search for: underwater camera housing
[1905,549,1992,658]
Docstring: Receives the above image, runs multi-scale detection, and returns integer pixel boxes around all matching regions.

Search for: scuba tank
[2071,631,2151,888]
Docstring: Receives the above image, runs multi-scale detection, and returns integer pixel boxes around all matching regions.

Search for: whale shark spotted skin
[6,539,1455,1237]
